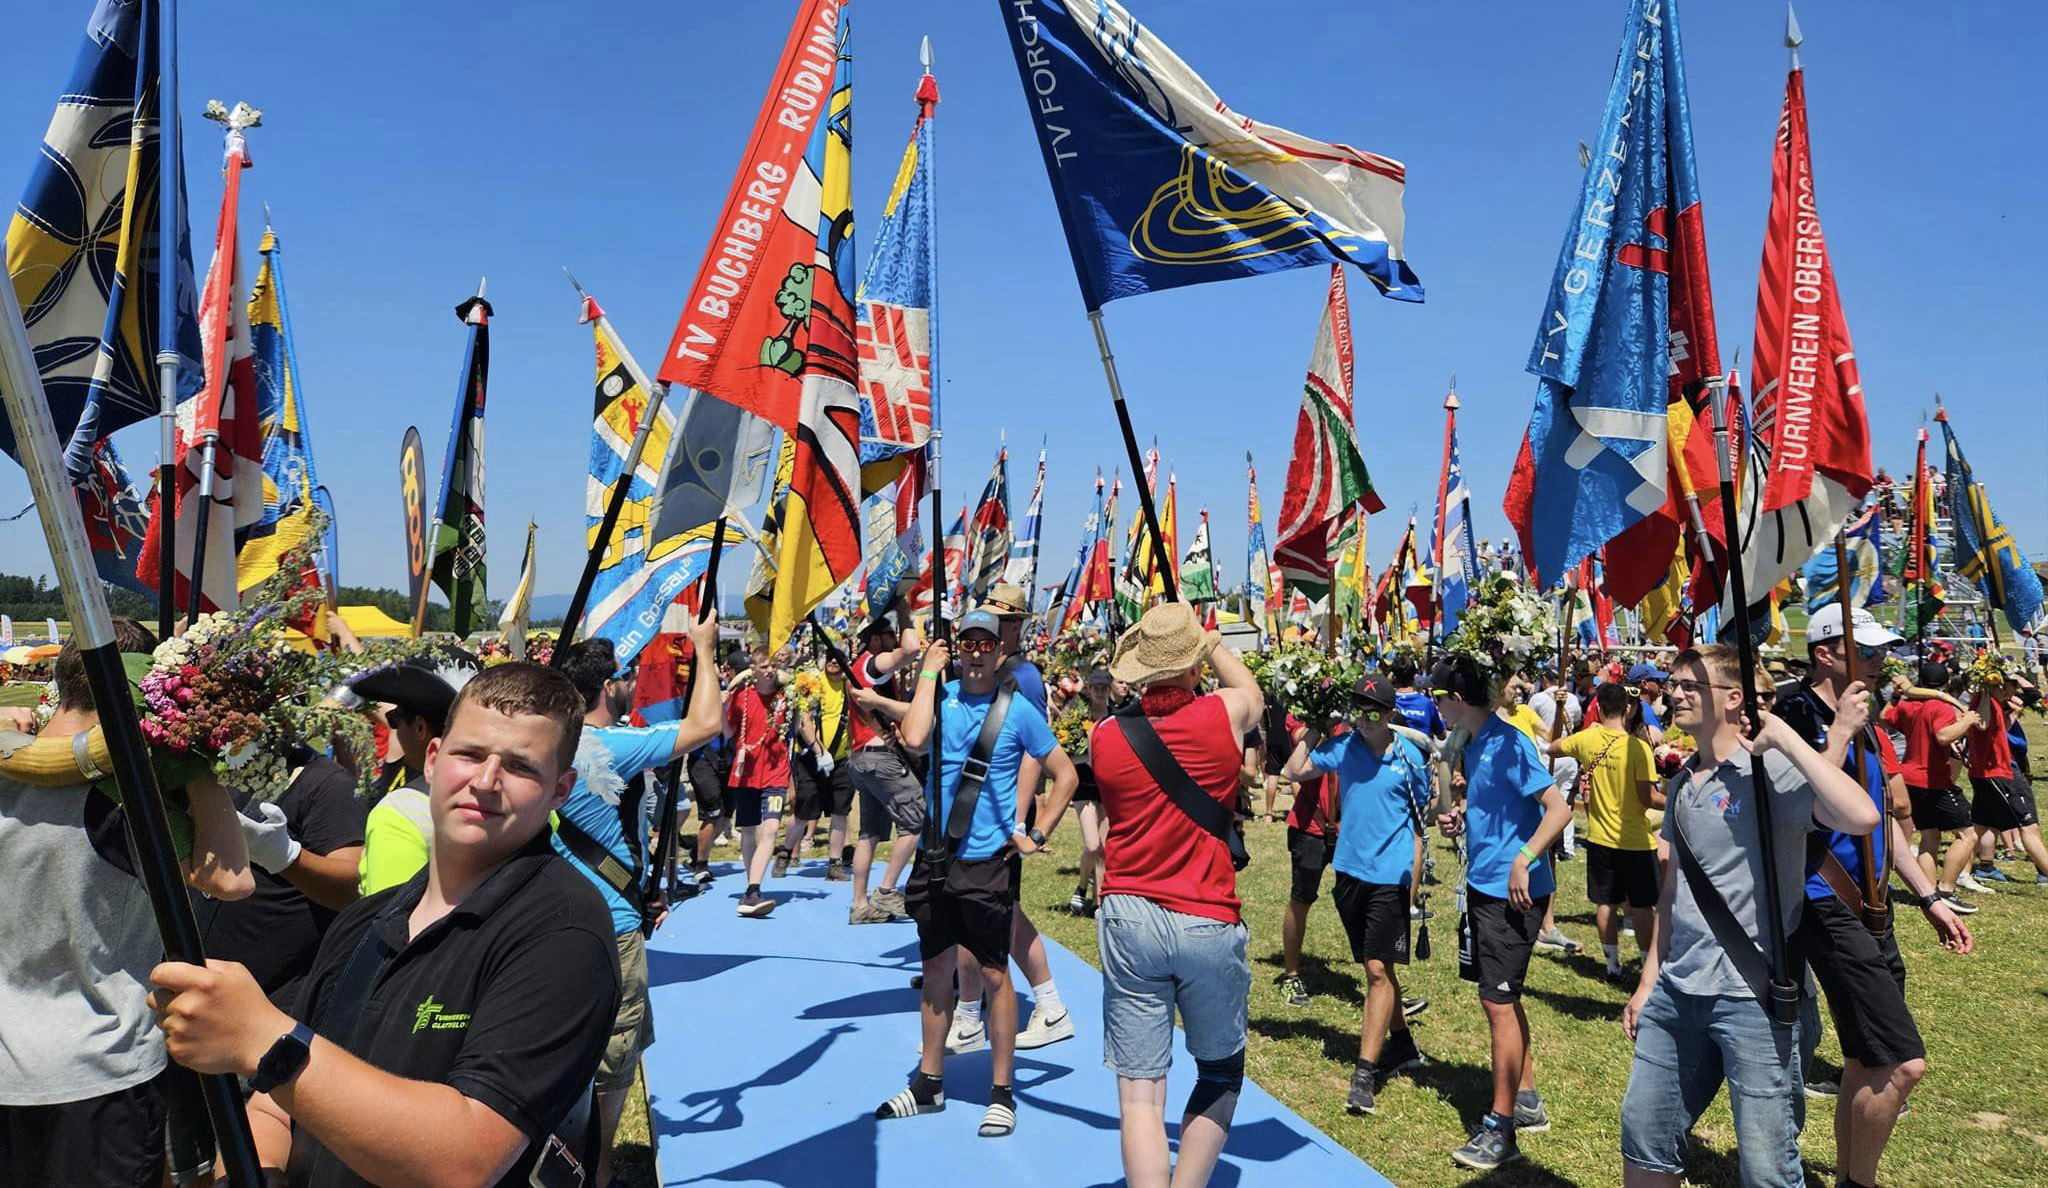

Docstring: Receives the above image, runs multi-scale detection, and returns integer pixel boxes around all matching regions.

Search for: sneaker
[1081,897,1098,919]
[1620,918,1636,935]
[1277,973,1310,1008]
[872,887,907,916]
[1535,929,1582,955]
[1935,891,1979,915]
[1401,996,1429,1020]
[771,849,792,879]
[1976,866,2014,884]
[2038,874,2048,887]
[1067,892,1088,915]
[1804,1076,1840,1099]
[1604,967,1631,987]
[825,860,851,882]
[1451,1119,1521,1171]
[1957,871,1997,894]
[1345,1067,1377,1115]
[1410,905,1435,921]
[946,1018,988,1054]
[1513,1093,1551,1133]
[849,902,895,924]
[1015,1005,1075,1050]
[736,892,777,919]
[693,865,713,887]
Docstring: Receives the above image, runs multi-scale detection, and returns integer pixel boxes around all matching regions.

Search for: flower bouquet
[1966,649,2013,692]
[1051,702,1094,757]
[1045,629,1113,683]
[787,668,827,717]
[1441,574,1558,677]
[1243,643,1362,729]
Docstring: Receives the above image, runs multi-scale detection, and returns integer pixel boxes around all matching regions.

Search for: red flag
[1750,68,1871,514]
[1275,267,1381,599]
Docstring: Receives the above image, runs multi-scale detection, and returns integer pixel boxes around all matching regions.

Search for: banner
[1942,412,2042,636]
[235,225,327,595]
[500,521,536,658]
[1180,508,1217,602]
[1245,454,1274,636]
[1275,266,1380,598]
[965,446,1013,603]
[1431,396,1477,636]
[1003,445,1047,604]
[429,294,491,636]
[999,0,1420,308]
[855,67,938,461]
[398,426,428,635]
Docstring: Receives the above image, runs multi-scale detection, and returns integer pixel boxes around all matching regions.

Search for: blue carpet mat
[640,857,1392,1187]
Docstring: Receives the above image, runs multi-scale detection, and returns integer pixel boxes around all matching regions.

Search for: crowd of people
[0,572,2041,1186]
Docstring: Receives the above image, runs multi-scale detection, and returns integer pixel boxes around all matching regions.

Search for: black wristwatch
[249,1022,316,1094]
[1027,828,1047,847]
[1914,892,1939,912]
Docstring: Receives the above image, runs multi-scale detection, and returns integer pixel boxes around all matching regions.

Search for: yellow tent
[282,605,416,652]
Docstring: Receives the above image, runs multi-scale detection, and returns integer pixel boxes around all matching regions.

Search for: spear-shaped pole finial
[563,266,585,297]
[1786,3,1805,69]
[921,34,932,73]
[1577,140,1593,169]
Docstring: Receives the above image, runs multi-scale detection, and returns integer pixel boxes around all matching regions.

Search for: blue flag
[1801,506,1887,610]
[999,0,1420,309]
[1432,425,1478,636]
[1504,0,1722,596]
[1942,416,2042,636]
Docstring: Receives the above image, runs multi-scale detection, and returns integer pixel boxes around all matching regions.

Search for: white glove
[816,752,836,775]
[239,801,302,873]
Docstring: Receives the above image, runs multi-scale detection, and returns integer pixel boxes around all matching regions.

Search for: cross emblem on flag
[856,302,932,451]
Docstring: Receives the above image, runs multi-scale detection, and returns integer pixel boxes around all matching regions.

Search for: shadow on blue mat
[799,987,917,1020]
[674,1115,880,1187]
[654,1024,858,1136]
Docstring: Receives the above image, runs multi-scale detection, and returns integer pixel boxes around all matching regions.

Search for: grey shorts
[851,748,925,841]
[1098,894,1249,1080]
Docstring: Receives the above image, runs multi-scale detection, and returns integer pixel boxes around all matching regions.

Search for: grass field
[616,717,2048,1187]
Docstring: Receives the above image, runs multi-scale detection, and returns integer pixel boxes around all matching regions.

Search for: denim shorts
[1620,984,1804,1186]
[1097,894,1250,1080]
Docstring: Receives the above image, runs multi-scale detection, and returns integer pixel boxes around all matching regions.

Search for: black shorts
[1333,873,1411,966]
[732,785,786,829]
[1072,762,1101,804]
[1263,749,1288,777]
[1584,841,1660,908]
[1287,826,1334,905]
[1797,894,1925,1067]
[1906,784,1971,832]
[791,755,855,821]
[905,848,1021,968]
[1969,775,2038,830]
[1468,888,1549,1005]
[0,1076,165,1188]
[688,751,729,821]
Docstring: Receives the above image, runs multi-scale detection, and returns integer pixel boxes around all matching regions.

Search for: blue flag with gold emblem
[1941,414,2041,636]
[998,0,1420,309]
[235,225,329,594]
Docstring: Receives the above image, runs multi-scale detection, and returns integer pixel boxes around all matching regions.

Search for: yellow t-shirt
[1503,704,1543,744]
[1560,723,1657,851]
[818,676,850,761]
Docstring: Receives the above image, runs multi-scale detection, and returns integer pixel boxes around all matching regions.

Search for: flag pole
[0,213,264,1187]
[1711,371,1801,1025]
[1086,310,1179,603]
[155,0,184,639]
[1432,379,1457,646]
[644,518,724,931]
[922,35,949,650]
[553,270,676,655]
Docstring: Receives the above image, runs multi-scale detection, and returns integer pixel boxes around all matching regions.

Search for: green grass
[0,683,46,707]
[614,717,2048,1186]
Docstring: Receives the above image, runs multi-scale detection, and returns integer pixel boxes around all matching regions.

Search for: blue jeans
[1097,895,1249,1080]
[1620,984,1804,1186]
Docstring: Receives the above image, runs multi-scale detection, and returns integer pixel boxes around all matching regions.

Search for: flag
[1275,267,1380,600]
[697,8,861,654]
[1504,0,1725,603]
[1431,394,1477,636]
[398,426,428,634]
[1941,411,2041,636]
[1068,475,1119,630]
[1053,472,1106,632]
[1722,55,1872,619]
[0,617,10,646]
[631,591,705,726]
[998,0,1420,308]
[911,506,968,618]
[1004,445,1047,602]
[863,484,921,620]
[500,521,537,659]
[855,67,938,462]
[3,0,202,472]
[1375,518,1424,641]
[1572,556,1619,648]
[1897,427,1945,636]
[76,439,153,594]
[1155,474,1181,601]
[139,118,264,614]
[1245,454,1275,636]
[964,446,1013,603]
[1181,508,1217,601]
[1400,518,1433,633]
[1330,513,1366,627]
[1638,542,1692,645]
[1117,449,1162,621]
[430,293,490,637]
[234,224,328,595]
[1801,505,1885,609]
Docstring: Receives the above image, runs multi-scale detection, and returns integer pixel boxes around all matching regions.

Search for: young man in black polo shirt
[148,661,622,1187]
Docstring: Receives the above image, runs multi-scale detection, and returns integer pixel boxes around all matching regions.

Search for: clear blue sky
[4,0,2042,603]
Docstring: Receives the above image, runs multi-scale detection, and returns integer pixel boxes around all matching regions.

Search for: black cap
[1355,673,1398,710]
[1917,661,1950,689]
[351,647,476,728]
[857,613,899,642]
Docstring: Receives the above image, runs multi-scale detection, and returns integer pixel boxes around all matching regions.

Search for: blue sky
[3,0,2043,604]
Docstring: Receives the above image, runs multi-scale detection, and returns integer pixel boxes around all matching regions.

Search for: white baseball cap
[1806,603,1902,648]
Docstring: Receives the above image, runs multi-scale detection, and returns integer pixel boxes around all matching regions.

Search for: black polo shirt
[285,831,620,1187]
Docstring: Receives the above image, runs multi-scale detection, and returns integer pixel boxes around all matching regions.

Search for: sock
[1073,882,1089,899]
[1031,979,1065,1019]
[1354,1057,1377,1078]
[910,1072,944,1103]
[746,882,761,897]
[989,1083,1015,1109]
[958,998,985,1028]
[1486,1110,1515,1137]
[1602,943,1622,972]
[1515,1088,1541,1110]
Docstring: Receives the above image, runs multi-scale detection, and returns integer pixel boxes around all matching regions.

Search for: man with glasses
[1620,644,1881,1188]
[1775,605,1971,1188]
[1282,675,1432,1117]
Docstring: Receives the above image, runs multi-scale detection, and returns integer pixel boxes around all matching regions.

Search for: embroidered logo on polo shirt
[412,994,472,1034]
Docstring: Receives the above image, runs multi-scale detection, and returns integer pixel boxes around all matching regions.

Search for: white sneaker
[1957,871,1997,895]
[1015,1005,1075,1050]
[915,1018,987,1057]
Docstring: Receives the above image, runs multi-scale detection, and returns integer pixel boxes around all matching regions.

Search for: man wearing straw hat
[1089,603,1263,1188]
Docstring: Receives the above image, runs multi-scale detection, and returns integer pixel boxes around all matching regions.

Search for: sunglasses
[956,637,1000,656]
[1358,708,1389,722]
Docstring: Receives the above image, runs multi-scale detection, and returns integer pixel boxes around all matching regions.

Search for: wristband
[1517,844,1540,864]
[1915,892,1938,911]
[920,669,942,681]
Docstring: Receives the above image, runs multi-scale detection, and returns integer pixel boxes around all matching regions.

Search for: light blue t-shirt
[552,721,682,936]
[933,680,1057,861]
[1395,691,1446,738]
[1461,715,1556,900]
[1311,732,1431,886]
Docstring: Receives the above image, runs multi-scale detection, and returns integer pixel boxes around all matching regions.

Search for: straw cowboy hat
[1110,602,1218,688]
[981,582,1031,619]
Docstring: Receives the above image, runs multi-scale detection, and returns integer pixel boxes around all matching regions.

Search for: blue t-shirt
[1394,691,1445,738]
[1004,656,1049,715]
[1461,715,1556,899]
[1312,732,1431,886]
[1774,685,1889,902]
[1639,699,1663,731]
[933,680,1057,861]
[552,721,681,935]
